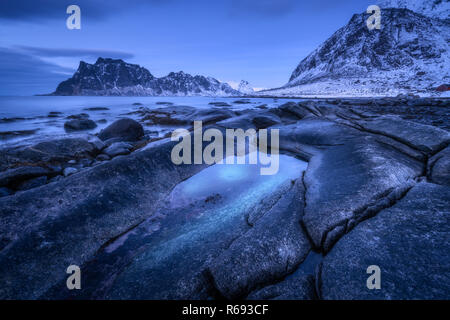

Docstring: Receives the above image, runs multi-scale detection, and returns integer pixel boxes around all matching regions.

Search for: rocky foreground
[0,97,449,299]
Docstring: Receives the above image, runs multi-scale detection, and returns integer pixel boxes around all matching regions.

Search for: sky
[0,0,375,95]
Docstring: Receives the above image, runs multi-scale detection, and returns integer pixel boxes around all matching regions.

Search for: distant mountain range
[51,58,241,96]
[51,1,449,98]
[261,3,449,97]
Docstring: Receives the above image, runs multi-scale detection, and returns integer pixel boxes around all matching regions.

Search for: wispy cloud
[15,45,134,60]
[0,47,74,95]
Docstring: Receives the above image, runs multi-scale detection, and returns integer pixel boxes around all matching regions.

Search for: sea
[0,96,303,149]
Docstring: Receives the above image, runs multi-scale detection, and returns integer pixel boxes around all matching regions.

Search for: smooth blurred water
[0,96,300,148]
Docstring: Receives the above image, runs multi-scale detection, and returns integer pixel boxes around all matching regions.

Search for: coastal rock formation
[0,98,448,300]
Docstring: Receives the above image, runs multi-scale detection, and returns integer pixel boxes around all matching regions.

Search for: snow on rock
[237,80,255,95]
[52,58,241,97]
[260,8,449,97]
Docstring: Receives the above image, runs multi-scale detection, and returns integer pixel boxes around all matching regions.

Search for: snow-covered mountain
[261,7,449,97]
[52,58,240,96]
[378,0,450,19]
[237,80,255,95]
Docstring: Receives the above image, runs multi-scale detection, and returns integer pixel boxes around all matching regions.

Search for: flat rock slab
[428,146,450,186]
[207,180,311,300]
[247,270,315,300]
[319,183,450,300]
[356,116,450,153]
[0,141,207,299]
[303,135,423,252]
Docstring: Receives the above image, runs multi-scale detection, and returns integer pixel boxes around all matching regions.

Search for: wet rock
[63,167,77,177]
[48,112,62,118]
[79,159,93,167]
[302,137,422,252]
[0,129,39,140]
[156,102,174,105]
[88,137,106,152]
[83,107,109,111]
[66,113,89,120]
[428,146,450,186]
[208,102,231,107]
[0,117,29,123]
[252,115,281,129]
[141,107,195,126]
[320,183,450,300]
[191,108,235,125]
[14,138,96,164]
[96,154,110,161]
[247,270,315,300]
[16,176,47,191]
[64,119,97,131]
[0,166,50,188]
[233,99,251,104]
[103,142,132,158]
[0,187,13,197]
[207,180,311,299]
[0,140,206,299]
[356,116,450,153]
[48,175,63,184]
[98,118,144,142]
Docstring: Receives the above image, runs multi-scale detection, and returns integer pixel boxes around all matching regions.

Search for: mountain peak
[95,57,125,65]
[52,58,240,97]
[262,7,449,97]
[378,0,450,19]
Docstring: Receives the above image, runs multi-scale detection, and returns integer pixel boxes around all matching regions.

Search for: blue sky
[0,0,375,95]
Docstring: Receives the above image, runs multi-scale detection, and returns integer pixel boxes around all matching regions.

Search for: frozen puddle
[82,153,308,299]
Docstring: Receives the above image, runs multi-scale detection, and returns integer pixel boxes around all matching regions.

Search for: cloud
[15,46,134,60]
[0,0,167,21]
[0,47,74,95]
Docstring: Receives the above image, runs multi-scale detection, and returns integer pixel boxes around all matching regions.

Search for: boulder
[64,119,97,131]
[98,118,144,142]
[0,166,50,188]
[66,113,89,120]
[103,142,133,158]
[63,167,77,177]
[83,107,109,111]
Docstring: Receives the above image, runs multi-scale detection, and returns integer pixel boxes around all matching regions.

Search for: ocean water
[0,96,301,148]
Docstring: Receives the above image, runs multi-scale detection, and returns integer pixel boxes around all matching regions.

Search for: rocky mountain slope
[262,7,449,97]
[378,0,450,19]
[51,58,241,96]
